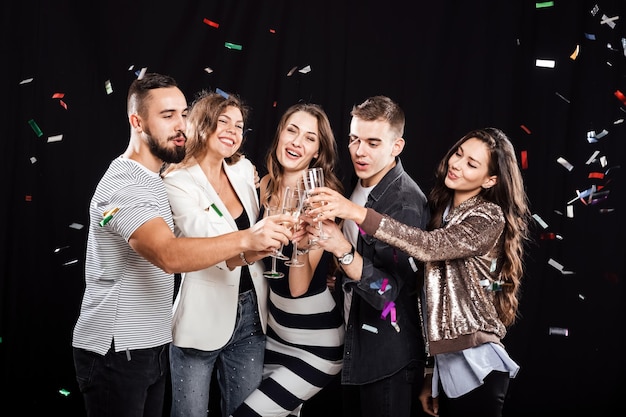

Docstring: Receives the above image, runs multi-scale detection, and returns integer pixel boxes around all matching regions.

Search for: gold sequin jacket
[360,195,507,355]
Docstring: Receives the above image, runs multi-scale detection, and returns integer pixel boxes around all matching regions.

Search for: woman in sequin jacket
[307,127,531,417]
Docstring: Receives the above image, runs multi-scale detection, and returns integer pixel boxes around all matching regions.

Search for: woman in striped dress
[231,103,345,417]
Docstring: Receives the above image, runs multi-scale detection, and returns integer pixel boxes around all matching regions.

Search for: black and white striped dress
[231,248,344,417]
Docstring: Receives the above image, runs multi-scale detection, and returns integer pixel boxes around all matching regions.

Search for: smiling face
[206,105,244,159]
[445,137,497,206]
[276,110,320,173]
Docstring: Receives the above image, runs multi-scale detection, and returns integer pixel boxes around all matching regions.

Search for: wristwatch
[336,245,355,265]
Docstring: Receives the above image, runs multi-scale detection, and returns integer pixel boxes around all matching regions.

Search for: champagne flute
[302,167,328,243]
[263,205,286,279]
[284,186,305,267]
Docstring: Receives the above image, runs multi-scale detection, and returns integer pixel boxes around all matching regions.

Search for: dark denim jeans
[342,362,422,417]
[169,289,265,417]
[73,342,169,417]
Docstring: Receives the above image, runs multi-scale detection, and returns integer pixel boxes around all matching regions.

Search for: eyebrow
[290,123,318,136]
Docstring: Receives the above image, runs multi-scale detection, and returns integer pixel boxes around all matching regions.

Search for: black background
[1,1,625,416]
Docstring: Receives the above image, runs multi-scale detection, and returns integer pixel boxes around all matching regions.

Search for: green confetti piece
[59,388,70,397]
[28,119,43,137]
[210,203,223,217]
[535,1,554,8]
[224,42,242,50]
[99,214,114,227]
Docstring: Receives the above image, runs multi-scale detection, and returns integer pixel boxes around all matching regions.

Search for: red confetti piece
[52,92,65,99]
[520,125,531,134]
[521,150,528,169]
[269,28,276,34]
[25,195,32,201]
[59,100,68,110]
[540,232,556,240]
[272,101,277,107]
[588,172,604,179]
[614,90,626,105]
[203,18,219,28]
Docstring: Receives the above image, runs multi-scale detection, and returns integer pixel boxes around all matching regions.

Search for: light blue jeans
[169,289,266,417]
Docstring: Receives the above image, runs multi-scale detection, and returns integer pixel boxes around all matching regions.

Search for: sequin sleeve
[371,199,505,262]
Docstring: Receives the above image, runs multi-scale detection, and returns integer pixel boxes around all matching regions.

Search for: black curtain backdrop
[2,1,625,416]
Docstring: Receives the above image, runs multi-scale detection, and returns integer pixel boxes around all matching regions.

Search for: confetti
[361,324,378,334]
[54,245,70,253]
[535,1,554,8]
[298,65,312,74]
[204,67,213,74]
[269,28,276,34]
[408,257,418,272]
[600,14,618,29]
[614,90,626,105]
[224,42,243,50]
[287,66,298,76]
[47,134,63,143]
[19,78,34,85]
[202,18,219,28]
[30,157,37,164]
[69,223,84,230]
[52,93,65,99]
[28,119,43,137]
[521,150,528,169]
[548,258,574,274]
[520,124,531,134]
[535,59,555,68]
[548,327,569,336]
[105,80,113,95]
[555,92,570,103]
[556,157,574,171]
[137,67,147,79]
[216,88,229,99]
[569,44,580,60]
[62,259,79,266]
[532,213,549,229]
[566,205,574,218]
[584,33,596,40]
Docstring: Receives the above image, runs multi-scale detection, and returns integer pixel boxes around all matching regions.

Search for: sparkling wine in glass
[302,167,328,243]
[284,186,305,267]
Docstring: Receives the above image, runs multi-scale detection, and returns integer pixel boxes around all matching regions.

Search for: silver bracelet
[296,248,309,256]
[239,252,255,266]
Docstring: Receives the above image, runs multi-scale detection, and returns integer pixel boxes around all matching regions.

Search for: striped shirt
[72,157,174,356]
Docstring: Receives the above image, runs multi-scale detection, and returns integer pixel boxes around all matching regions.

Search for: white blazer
[163,158,268,351]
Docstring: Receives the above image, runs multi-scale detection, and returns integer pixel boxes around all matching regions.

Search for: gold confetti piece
[47,134,63,143]
[556,157,574,171]
[287,66,297,76]
[570,44,580,60]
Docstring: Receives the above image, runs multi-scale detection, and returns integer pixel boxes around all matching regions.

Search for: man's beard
[146,131,186,163]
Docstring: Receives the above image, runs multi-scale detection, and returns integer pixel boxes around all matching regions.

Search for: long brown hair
[263,102,343,205]
[429,127,532,326]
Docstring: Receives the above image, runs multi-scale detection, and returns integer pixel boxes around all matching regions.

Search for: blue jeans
[169,289,266,417]
[73,342,169,417]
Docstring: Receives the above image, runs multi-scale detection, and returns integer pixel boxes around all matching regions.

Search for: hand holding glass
[302,167,328,243]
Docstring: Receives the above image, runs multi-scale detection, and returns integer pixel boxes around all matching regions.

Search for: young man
[304,95,430,417]
[71,73,292,417]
